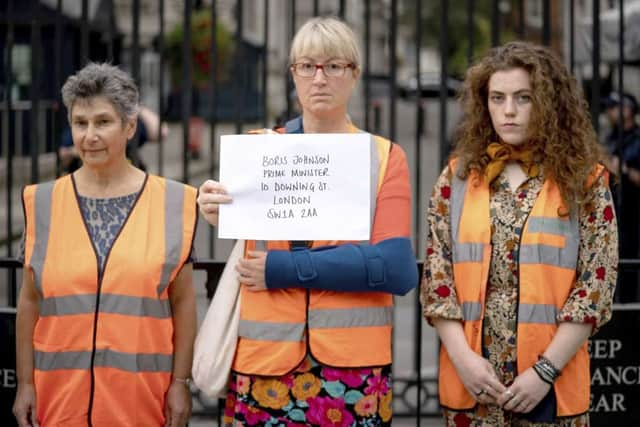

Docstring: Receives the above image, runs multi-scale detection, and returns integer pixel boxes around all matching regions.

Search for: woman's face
[487,67,533,146]
[291,55,359,119]
[70,96,136,169]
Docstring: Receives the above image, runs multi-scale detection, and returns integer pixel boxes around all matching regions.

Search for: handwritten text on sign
[218,133,376,240]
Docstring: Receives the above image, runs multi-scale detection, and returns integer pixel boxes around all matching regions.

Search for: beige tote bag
[192,239,244,398]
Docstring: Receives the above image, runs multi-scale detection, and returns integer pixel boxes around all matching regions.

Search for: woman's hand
[432,319,506,405]
[498,367,551,413]
[197,180,232,226]
[451,349,506,405]
[164,381,191,427]
[236,250,267,291]
[13,383,39,427]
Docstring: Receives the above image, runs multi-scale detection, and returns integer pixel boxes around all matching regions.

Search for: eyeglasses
[290,61,356,78]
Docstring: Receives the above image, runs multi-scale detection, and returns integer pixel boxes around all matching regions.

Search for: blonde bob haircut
[289,16,361,69]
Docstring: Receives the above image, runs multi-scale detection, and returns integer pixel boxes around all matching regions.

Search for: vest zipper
[71,174,148,426]
[86,268,103,427]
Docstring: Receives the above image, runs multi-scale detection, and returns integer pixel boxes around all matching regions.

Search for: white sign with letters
[217,133,375,241]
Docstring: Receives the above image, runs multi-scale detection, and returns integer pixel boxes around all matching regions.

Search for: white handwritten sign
[217,133,376,240]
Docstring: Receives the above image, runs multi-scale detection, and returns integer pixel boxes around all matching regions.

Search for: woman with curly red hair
[421,41,618,426]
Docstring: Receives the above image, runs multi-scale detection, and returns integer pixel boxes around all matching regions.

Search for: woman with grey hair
[13,63,198,427]
[197,16,417,426]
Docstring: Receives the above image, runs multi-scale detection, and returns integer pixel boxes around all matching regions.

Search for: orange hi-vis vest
[233,127,394,376]
[22,174,197,426]
[439,160,606,416]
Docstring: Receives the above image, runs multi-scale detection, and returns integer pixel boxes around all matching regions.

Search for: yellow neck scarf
[485,141,540,184]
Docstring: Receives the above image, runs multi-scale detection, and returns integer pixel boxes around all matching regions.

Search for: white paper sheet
[217,133,375,241]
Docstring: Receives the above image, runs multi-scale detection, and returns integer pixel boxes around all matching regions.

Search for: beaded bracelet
[532,363,554,385]
[539,355,561,376]
[533,355,561,385]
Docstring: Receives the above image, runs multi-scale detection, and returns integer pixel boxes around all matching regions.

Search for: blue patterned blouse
[78,192,138,275]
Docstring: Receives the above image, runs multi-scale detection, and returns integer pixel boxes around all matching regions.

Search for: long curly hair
[452,41,602,211]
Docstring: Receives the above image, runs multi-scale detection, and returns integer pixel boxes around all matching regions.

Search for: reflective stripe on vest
[308,306,393,328]
[29,181,55,296]
[157,179,186,296]
[234,130,394,375]
[367,132,381,228]
[518,303,557,324]
[237,306,392,340]
[462,301,559,324]
[461,301,482,321]
[459,302,556,323]
[39,293,172,318]
[34,349,173,372]
[238,320,305,342]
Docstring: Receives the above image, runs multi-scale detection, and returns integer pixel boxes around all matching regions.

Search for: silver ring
[475,388,486,397]
[504,389,515,402]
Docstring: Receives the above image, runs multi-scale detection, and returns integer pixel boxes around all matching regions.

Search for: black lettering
[292,154,330,165]
[267,208,295,219]
[262,155,288,167]
[300,208,318,218]
[272,195,312,205]
[274,182,310,192]
[263,169,286,178]
[291,168,329,177]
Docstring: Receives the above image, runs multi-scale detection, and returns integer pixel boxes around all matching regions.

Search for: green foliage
[165,8,233,88]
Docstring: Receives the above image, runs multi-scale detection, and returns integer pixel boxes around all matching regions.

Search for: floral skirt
[223,356,393,426]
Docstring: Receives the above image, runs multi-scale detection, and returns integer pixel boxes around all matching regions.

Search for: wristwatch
[173,377,192,387]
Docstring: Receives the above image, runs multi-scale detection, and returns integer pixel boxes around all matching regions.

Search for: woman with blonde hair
[198,16,417,426]
[421,41,617,426]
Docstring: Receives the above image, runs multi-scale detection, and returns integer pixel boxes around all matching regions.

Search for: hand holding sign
[197,180,233,226]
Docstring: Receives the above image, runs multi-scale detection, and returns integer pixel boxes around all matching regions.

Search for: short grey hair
[61,62,139,124]
[289,17,361,69]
